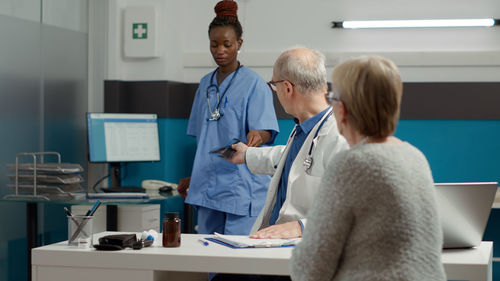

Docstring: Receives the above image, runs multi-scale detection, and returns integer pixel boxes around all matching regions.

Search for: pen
[198,238,209,246]
[86,200,101,216]
[64,207,73,217]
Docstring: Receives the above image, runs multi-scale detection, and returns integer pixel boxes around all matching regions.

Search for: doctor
[228,47,349,239]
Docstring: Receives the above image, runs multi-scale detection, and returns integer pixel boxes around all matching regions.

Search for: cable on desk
[92,174,110,193]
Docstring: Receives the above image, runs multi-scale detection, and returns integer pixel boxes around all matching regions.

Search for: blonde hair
[331,55,402,138]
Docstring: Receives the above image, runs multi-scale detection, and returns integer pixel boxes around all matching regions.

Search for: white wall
[43,0,88,32]
[0,0,40,22]
[100,0,183,82]
[90,0,500,95]
[0,0,87,32]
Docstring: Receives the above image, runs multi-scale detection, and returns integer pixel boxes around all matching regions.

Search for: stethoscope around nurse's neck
[302,108,333,175]
[206,62,241,121]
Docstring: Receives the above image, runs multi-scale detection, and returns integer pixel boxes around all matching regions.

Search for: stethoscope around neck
[302,108,333,174]
[206,62,241,121]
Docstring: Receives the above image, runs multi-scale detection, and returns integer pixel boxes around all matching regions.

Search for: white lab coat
[247,108,349,233]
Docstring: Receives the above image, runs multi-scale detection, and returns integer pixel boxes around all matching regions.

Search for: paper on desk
[213,232,300,248]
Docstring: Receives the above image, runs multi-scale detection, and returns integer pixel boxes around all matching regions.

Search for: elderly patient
[290,55,446,281]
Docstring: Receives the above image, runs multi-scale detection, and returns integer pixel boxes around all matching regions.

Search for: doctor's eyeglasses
[267,80,293,94]
[325,91,340,105]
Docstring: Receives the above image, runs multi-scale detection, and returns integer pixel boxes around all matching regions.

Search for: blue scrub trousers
[197,206,257,235]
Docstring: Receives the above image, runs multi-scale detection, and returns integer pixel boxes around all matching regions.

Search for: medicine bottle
[162,212,181,247]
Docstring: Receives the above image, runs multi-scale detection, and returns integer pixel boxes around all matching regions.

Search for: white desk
[442,242,493,281]
[32,232,492,281]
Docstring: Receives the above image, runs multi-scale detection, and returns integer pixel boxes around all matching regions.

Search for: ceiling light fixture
[331,18,498,29]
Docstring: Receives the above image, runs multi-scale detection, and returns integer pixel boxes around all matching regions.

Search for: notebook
[435,182,498,249]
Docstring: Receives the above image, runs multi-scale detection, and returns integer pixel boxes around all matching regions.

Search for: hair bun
[214,0,238,19]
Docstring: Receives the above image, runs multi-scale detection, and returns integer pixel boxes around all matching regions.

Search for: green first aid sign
[132,23,148,39]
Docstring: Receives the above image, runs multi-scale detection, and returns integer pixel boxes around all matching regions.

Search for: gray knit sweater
[290,142,446,281]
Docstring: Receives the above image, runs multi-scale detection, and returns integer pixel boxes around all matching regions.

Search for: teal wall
[124,118,500,189]
[279,119,500,183]
[395,120,500,183]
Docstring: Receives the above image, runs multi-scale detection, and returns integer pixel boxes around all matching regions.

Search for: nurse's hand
[246,130,271,147]
[249,221,302,239]
[177,177,190,199]
[229,142,248,164]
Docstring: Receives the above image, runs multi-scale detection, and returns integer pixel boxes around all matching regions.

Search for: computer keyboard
[102,186,146,193]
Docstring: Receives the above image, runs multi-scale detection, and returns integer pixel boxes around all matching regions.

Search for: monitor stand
[105,163,147,231]
[107,162,145,192]
[109,162,122,189]
[105,163,146,231]
[105,163,120,231]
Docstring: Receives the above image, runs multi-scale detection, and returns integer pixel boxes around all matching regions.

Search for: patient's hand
[249,221,302,239]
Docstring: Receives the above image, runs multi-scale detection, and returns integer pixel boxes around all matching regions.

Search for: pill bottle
[162,212,181,247]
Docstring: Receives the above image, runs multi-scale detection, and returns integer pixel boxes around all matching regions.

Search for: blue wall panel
[395,120,500,183]
[124,118,500,186]
[270,119,500,185]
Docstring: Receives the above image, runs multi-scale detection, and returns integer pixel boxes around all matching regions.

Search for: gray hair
[274,47,327,96]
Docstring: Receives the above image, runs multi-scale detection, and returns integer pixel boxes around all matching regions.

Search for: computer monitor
[87,113,160,188]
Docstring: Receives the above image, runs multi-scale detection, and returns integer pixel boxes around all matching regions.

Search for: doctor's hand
[246,130,271,147]
[249,221,302,239]
[228,142,248,164]
[177,177,190,199]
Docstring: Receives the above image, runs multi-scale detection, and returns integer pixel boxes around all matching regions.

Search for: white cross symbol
[134,24,147,38]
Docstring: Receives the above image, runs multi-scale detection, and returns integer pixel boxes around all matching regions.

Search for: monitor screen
[87,113,160,162]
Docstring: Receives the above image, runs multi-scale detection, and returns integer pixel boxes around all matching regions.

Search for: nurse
[178,0,279,235]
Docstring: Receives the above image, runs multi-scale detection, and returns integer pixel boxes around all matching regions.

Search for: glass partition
[0,1,88,280]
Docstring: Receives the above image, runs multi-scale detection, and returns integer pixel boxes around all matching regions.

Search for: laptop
[435,182,498,249]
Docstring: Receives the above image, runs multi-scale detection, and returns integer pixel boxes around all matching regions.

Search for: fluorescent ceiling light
[332,18,498,29]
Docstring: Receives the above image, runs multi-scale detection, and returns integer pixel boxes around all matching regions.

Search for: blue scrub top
[186,65,279,216]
